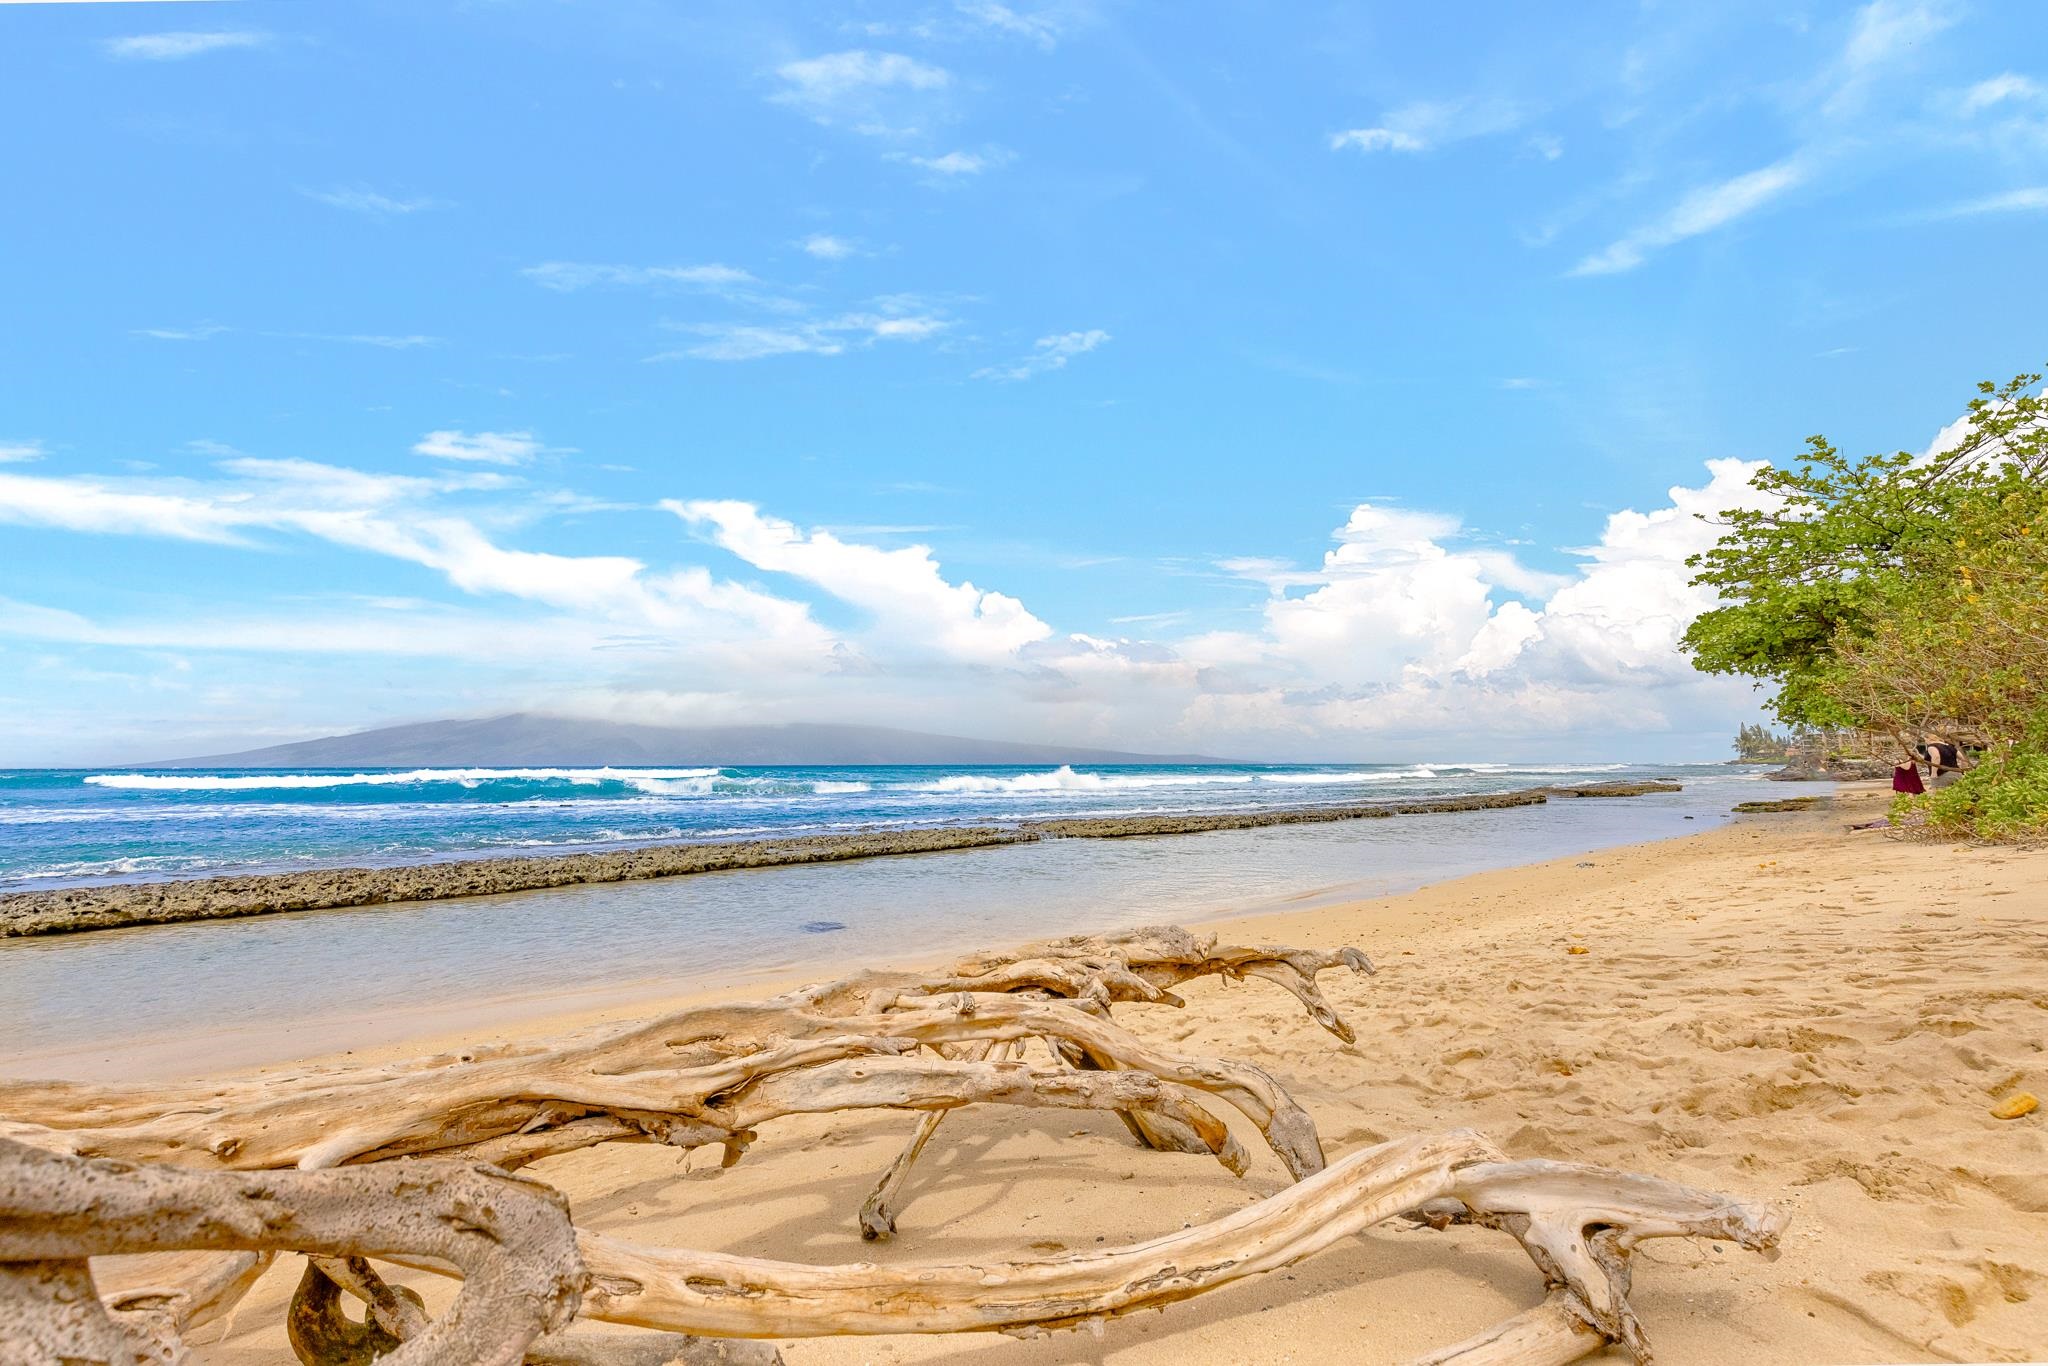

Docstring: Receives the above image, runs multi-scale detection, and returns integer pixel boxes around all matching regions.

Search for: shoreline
[0,780,1675,938]
[40,784,2048,1364]
[10,790,1773,1083]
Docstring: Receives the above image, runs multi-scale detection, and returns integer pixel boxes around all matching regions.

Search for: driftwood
[0,927,1786,1364]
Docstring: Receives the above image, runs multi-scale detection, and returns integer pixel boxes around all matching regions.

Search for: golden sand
[160,787,2048,1363]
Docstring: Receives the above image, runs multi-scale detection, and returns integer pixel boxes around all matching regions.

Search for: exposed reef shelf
[0,781,1679,939]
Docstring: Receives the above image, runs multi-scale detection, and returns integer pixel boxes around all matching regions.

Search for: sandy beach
[78,785,2029,1364]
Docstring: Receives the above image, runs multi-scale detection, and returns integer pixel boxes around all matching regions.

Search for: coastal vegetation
[1731,722,1790,761]
[1684,369,2048,840]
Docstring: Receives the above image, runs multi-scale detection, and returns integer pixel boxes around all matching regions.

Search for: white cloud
[0,461,835,669]
[973,329,1109,381]
[301,186,443,216]
[413,430,544,466]
[1932,186,2048,217]
[0,445,1803,757]
[1571,159,1805,276]
[800,233,859,260]
[1329,98,1526,156]
[133,324,228,342]
[272,332,442,349]
[0,441,46,465]
[520,262,755,292]
[1823,0,1958,117]
[650,310,949,362]
[958,1,1064,51]
[104,31,267,61]
[893,148,1010,176]
[670,499,1052,663]
[772,50,952,135]
[1329,128,1425,154]
[1959,73,2044,115]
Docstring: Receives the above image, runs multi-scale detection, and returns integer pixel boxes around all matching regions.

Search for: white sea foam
[908,766,1258,795]
[84,767,724,792]
[623,775,872,798]
[1254,767,1437,784]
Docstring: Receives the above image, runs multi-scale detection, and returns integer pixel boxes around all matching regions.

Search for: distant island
[145,713,1225,768]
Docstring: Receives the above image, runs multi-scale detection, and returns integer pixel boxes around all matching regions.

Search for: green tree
[1682,370,2047,729]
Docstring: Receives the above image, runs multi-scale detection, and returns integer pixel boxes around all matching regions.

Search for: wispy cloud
[771,50,952,135]
[132,323,229,342]
[893,148,1010,176]
[800,233,859,260]
[521,262,756,292]
[104,31,268,62]
[0,440,47,466]
[300,186,444,216]
[957,2,1065,52]
[1571,159,1805,276]
[650,310,949,362]
[131,324,434,349]
[1928,186,2048,217]
[1329,97,1527,156]
[413,430,545,466]
[1958,72,2044,115]
[1821,0,1958,118]
[271,332,442,350]
[973,329,1110,381]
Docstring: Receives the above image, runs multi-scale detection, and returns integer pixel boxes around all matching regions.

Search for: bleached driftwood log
[0,1139,583,1365]
[0,927,1785,1364]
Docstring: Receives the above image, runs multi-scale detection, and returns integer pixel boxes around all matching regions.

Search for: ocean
[1,760,1817,1077]
[2,760,1753,889]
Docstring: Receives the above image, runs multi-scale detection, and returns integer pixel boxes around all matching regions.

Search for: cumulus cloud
[412,430,544,466]
[104,31,268,61]
[670,500,1052,663]
[0,443,1794,757]
[973,329,1109,381]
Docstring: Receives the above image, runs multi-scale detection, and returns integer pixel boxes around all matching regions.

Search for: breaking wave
[86,767,723,792]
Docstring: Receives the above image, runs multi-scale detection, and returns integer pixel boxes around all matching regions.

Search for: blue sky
[2,0,2045,764]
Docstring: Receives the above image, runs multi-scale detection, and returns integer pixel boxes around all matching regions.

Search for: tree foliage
[1683,370,2046,729]
[1683,369,2048,839]
[1731,722,1788,761]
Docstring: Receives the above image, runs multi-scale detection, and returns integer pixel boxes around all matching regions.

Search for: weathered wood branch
[0,1138,584,1365]
[0,928,1784,1364]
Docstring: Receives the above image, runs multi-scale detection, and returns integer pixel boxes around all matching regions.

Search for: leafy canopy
[1682,370,2047,729]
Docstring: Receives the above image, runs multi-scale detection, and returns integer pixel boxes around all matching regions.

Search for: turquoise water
[7,760,1724,887]
[0,762,1821,1078]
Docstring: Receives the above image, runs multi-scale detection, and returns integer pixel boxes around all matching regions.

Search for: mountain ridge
[144,713,1226,768]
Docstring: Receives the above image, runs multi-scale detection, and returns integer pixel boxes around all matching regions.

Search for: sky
[2,0,2046,765]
